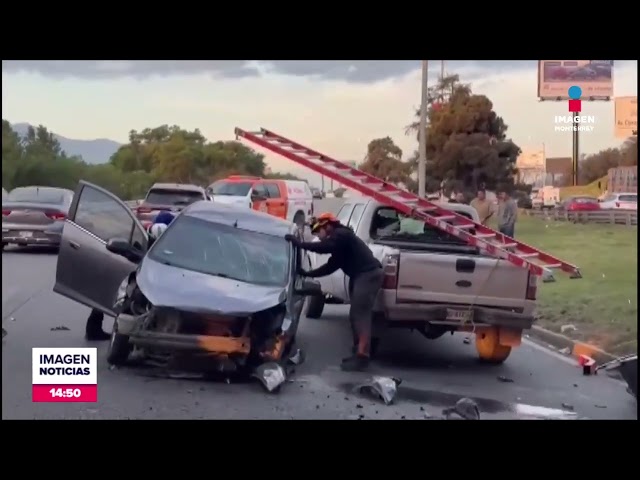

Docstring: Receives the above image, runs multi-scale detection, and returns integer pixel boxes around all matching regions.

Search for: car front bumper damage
[116,306,294,385]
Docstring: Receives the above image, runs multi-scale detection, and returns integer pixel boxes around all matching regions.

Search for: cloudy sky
[2,60,637,187]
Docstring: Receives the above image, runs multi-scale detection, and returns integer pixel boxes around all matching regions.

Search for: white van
[207,176,314,226]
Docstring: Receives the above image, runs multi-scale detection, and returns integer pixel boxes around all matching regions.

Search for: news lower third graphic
[32,347,98,402]
[554,85,595,133]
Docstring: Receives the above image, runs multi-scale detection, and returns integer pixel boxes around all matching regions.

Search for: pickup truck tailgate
[396,251,529,309]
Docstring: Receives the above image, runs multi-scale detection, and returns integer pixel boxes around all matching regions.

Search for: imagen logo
[554,86,595,133]
[32,347,98,402]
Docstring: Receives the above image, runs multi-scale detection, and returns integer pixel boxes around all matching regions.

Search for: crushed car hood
[137,257,287,316]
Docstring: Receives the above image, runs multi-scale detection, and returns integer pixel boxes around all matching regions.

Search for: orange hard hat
[310,212,338,233]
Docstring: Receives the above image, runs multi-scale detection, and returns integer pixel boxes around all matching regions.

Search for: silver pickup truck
[305,197,538,364]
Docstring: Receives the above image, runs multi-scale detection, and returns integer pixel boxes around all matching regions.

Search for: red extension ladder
[235,127,582,281]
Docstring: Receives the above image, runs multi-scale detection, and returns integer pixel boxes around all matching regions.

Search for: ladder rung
[456,223,475,229]
[476,233,496,239]
[542,263,562,269]
[519,253,539,258]
[437,215,455,221]
[490,241,517,248]
[421,206,438,212]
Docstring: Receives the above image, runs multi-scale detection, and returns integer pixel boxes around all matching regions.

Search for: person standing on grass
[497,189,518,238]
[470,189,494,225]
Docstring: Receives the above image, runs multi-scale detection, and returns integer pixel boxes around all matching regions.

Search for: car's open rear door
[54,181,149,317]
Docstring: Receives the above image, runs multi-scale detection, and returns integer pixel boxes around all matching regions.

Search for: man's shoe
[340,354,370,372]
[85,329,111,341]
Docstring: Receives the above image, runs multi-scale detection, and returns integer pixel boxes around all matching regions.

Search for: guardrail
[523,209,637,226]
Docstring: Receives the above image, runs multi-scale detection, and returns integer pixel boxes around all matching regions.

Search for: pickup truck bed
[306,197,537,364]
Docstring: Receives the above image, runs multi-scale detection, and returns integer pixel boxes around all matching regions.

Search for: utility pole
[418,60,429,198]
[572,118,580,186]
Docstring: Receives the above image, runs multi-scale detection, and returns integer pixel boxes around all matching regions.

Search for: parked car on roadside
[558,196,600,212]
[599,193,637,211]
[53,180,322,369]
[2,186,74,250]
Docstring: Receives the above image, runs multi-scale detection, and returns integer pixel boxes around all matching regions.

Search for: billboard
[537,60,613,100]
[516,147,545,170]
[614,96,637,139]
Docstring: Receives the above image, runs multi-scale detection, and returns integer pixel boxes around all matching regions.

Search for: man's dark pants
[499,224,515,238]
[347,267,384,357]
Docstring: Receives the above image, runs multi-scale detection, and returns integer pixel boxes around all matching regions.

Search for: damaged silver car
[54,181,321,372]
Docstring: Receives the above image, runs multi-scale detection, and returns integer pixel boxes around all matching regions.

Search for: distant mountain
[11,123,122,165]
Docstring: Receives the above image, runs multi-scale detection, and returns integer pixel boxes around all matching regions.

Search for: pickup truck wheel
[305,295,325,319]
[475,328,512,364]
[107,319,132,366]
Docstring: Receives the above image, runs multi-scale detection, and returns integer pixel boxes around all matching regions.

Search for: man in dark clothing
[85,210,176,341]
[284,212,384,371]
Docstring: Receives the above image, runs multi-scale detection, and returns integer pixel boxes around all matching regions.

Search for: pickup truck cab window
[336,204,355,224]
[347,204,365,229]
[370,207,473,245]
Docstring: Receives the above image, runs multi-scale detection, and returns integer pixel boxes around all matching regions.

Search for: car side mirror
[106,237,144,264]
[295,278,322,296]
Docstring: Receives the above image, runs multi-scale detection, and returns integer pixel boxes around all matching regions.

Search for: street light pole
[418,60,429,198]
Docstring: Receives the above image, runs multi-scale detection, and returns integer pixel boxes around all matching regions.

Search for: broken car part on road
[353,376,402,405]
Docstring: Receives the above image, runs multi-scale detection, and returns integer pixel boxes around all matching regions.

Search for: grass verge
[509,216,637,355]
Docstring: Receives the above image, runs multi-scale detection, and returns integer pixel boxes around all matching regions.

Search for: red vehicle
[560,196,600,212]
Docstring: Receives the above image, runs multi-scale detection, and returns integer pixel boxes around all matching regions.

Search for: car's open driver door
[54,181,149,317]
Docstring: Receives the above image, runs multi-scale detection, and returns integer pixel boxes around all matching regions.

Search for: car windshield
[148,215,290,287]
[209,181,253,196]
[145,189,203,206]
[7,187,65,204]
[370,207,473,246]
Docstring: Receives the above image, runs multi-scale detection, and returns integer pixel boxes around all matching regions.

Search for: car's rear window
[148,215,291,287]
[370,207,473,245]
[209,181,252,196]
[145,189,204,206]
[619,194,637,202]
[7,187,65,204]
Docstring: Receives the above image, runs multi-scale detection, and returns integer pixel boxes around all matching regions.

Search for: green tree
[405,74,521,195]
[2,120,24,188]
[360,137,412,185]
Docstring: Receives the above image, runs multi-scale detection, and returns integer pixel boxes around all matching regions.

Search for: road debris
[578,354,597,375]
[560,324,577,333]
[497,375,514,383]
[561,402,574,411]
[50,325,70,331]
[353,376,402,405]
[287,348,305,366]
[442,398,480,420]
[252,362,287,393]
[559,347,571,355]
[463,337,471,344]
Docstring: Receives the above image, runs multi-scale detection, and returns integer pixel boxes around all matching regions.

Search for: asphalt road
[2,199,637,420]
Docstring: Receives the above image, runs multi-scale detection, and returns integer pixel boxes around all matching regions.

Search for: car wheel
[106,318,132,366]
[305,295,325,319]
[293,211,305,229]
